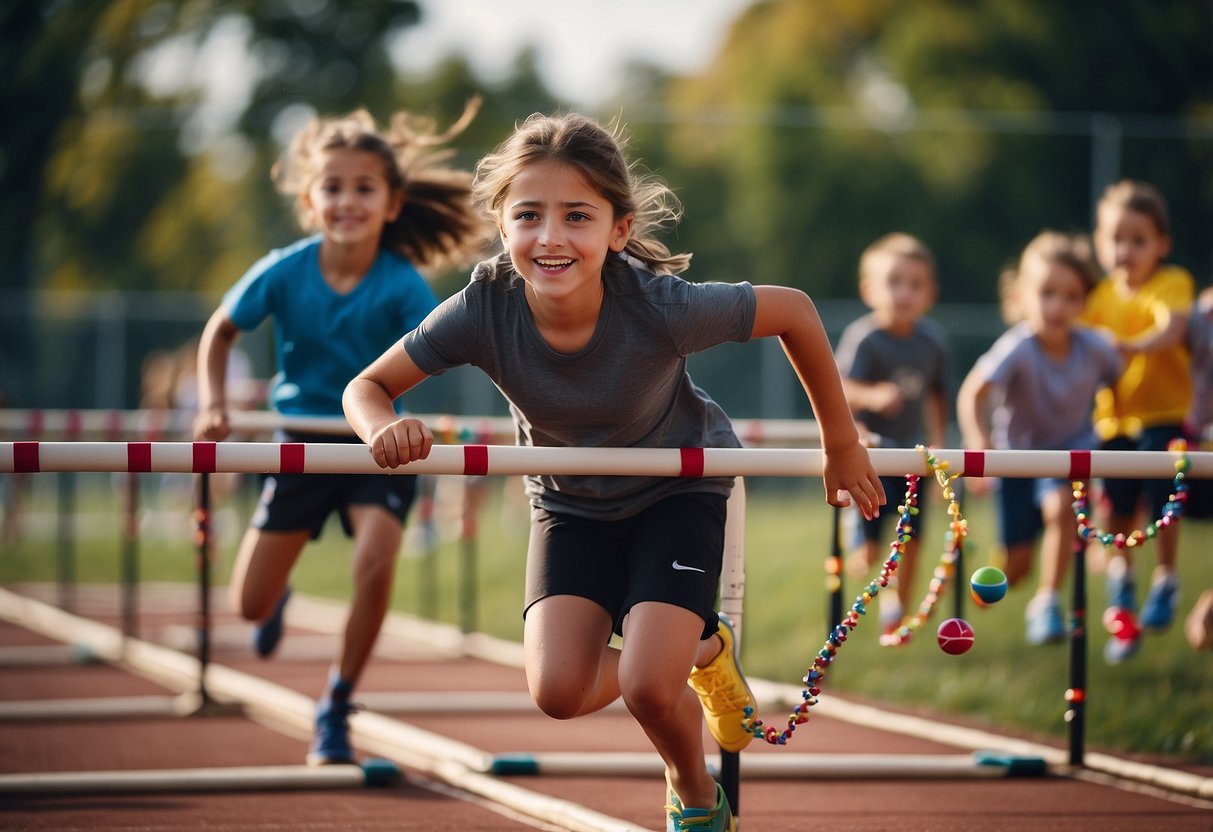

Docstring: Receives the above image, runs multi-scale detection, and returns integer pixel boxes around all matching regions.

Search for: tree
[641,0,1212,303]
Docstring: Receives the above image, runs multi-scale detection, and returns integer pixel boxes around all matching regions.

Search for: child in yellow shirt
[1084,180,1194,664]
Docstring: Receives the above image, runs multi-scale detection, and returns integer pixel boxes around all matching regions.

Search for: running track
[0,583,1209,831]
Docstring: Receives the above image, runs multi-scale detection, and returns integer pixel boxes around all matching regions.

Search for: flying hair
[272,98,491,271]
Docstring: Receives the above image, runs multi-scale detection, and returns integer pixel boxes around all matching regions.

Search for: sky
[389,0,756,107]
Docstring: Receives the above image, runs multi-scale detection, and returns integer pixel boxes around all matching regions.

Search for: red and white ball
[936,617,975,655]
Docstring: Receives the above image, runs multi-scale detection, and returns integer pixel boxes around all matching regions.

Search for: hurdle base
[173,691,246,718]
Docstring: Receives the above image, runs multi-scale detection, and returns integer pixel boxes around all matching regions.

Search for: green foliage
[647,0,1212,301]
[5,1,1212,410]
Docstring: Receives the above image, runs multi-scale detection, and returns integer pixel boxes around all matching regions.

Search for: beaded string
[740,474,920,746]
[880,446,970,647]
[1073,438,1190,547]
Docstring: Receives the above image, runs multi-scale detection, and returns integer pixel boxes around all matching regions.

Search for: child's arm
[955,367,995,497]
[956,366,993,451]
[926,387,949,449]
[193,309,240,441]
[1121,309,1190,357]
[343,343,434,469]
[841,377,904,418]
[752,285,885,518]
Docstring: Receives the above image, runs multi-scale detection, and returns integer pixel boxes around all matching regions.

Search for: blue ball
[970,566,1008,605]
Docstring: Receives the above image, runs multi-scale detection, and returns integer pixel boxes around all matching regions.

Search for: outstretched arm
[752,285,885,518]
[193,310,240,441]
[343,343,434,469]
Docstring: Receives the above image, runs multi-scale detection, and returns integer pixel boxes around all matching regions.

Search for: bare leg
[337,505,404,686]
[1002,542,1034,588]
[228,527,308,621]
[895,536,919,616]
[1037,485,1074,593]
[523,594,620,719]
[1153,522,1178,576]
[524,597,719,810]
[619,602,718,810]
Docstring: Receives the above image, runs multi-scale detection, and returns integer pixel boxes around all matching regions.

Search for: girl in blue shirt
[194,101,488,766]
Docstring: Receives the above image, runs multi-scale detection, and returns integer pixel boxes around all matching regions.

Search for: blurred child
[1184,285,1213,514]
[958,231,1121,645]
[1182,285,1213,651]
[194,102,488,764]
[343,112,884,832]
[1085,180,1194,664]
[835,233,950,640]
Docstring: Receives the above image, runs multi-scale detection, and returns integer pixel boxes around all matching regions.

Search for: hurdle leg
[182,470,242,717]
[194,471,215,706]
[951,479,966,619]
[828,505,844,635]
[1066,523,1087,767]
[121,471,139,639]
[56,471,77,612]
[717,478,746,817]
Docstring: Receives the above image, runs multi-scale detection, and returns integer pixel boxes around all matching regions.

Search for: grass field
[2,470,1210,763]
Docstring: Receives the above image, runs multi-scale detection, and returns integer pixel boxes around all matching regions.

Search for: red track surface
[1,583,1209,831]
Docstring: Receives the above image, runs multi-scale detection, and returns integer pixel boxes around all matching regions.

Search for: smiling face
[496,159,632,305]
[302,147,402,249]
[1094,204,1171,290]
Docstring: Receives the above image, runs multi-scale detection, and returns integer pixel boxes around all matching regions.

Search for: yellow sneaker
[687,613,756,753]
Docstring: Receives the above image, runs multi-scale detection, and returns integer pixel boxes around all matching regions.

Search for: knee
[529,681,588,721]
[620,677,681,723]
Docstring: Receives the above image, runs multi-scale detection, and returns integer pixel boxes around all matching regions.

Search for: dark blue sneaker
[1140,575,1179,631]
[252,586,291,658]
[306,697,358,766]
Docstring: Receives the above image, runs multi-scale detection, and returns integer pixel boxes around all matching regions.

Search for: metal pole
[121,472,139,638]
[828,506,844,634]
[1066,526,1087,767]
[717,479,746,819]
[194,471,214,705]
[55,472,76,612]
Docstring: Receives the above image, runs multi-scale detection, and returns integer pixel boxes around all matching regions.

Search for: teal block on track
[488,754,539,775]
[361,758,402,787]
[973,751,1048,777]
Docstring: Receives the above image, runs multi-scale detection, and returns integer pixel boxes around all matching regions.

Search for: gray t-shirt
[403,253,757,520]
[971,322,1122,450]
[834,313,951,447]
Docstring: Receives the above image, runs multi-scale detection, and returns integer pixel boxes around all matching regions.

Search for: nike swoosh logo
[671,560,706,573]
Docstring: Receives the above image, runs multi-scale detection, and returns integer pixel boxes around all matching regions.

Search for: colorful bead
[1071,439,1188,559]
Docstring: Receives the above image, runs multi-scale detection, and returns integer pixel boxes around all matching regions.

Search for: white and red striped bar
[2,442,1209,480]
[0,409,514,442]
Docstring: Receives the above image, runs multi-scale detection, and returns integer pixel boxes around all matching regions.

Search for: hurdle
[0,759,402,795]
[485,750,1046,779]
[3,441,1209,804]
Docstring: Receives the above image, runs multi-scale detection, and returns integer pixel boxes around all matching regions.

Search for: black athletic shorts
[250,431,418,539]
[523,491,727,639]
[1100,425,1185,518]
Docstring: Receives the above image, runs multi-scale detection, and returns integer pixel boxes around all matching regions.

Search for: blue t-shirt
[971,323,1122,450]
[223,236,438,416]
